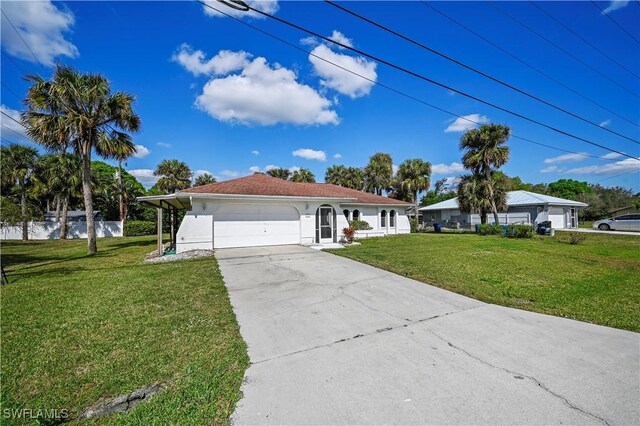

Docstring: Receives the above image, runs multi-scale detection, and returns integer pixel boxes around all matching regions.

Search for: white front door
[319,206,334,243]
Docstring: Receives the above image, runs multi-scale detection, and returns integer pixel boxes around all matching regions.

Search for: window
[352,209,360,221]
[615,215,631,220]
[628,214,640,220]
[381,210,387,228]
[390,210,396,227]
[343,209,350,220]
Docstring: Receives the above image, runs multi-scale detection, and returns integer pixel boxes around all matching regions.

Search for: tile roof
[419,190,588,211]
[181,173,411,205]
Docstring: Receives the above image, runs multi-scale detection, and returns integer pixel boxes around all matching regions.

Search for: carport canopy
[137,194,192,256]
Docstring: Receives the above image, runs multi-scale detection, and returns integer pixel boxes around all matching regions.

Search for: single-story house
[138,173,411,252]
[419,190,588,229]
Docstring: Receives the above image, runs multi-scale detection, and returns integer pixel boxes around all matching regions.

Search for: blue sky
[1,0,639,191]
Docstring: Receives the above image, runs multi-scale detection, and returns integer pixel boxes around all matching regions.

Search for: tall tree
[364,153,393,195]
[396,159,432,228]
[0,144,39,241]
[457,174,507,224]
[37,153,82,239]
[112,140,137,223]
[23,65,140,254]
[325,165,364,190]
[194,173,217,186]
[266,167,291,180]
[154,159,192,194]
[459,124,511,225]
[290,168,316,183]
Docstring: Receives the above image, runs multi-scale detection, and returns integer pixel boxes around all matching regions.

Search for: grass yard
[330,233,640,332]
[0,236,248,424]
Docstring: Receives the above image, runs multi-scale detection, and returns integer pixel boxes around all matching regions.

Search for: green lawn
[330,233,640,332]
[0,236,248,424]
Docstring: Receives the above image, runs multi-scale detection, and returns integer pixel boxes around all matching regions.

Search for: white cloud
[177,45,340,126]
[543,153,587,164]
[565,157,640,174]
[540,166,561,173]
[127,169,159,187]
[201,0,279,19]
[431,162,465,175]
[444,114,488,133]
[249,166,262,173]
[157,142,172,148]
[599,119,612,127]
[601,1,629,14]
[250,164,299,173]
[132,144,150,159]
[251,150,260,156]
[601,152,623,159]
[0,1,78,66]
[309,43,377,99]
[392,164,399,176]
[328,30,353,49]
[300,36,318,46]
[292,148,327,161]
[172,45,250,76]
[0,105,27,140]
[334,153,342,159]
[220,169,240,178]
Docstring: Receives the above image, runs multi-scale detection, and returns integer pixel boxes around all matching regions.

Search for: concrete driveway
[216,246,639,425]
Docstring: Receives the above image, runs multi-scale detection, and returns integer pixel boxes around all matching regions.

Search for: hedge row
[124,220,156,236]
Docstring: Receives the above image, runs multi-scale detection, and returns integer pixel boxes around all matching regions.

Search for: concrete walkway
[216,246,639,425]
[556,228,640,236]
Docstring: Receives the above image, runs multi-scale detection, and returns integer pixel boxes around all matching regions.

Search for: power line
[202,1,638,161]
[1,110,23,127]
[420,1,639,128]
[1,10,45,68]
[486,0,640,99]
[591,1,640,46]
[1,124,27,140]
[198,1,637,164]
[1,51,30,76]
[529,1,640,80]
[1,81,22,102]
[594,168,640,183]
[326,0,639,145]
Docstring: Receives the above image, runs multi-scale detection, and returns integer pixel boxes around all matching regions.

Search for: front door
[570,208,577,228]
[319,206,333,243]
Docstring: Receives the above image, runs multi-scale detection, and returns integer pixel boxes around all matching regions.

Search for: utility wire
[202,1,637,160]
[1,110,23,127]
[594,168,640,183]
[486,0,640,99]
[326,0,639,145]
[1,10,45,69]
[198,1,637,163]
[1,124,28,140]
[591,1,640,46]
[1,51,30,76]
[1,81,22,101]
[529,2,640,80]
[421,1,639,128]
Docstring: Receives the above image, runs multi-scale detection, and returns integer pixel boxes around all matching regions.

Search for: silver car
[593,214,640,231]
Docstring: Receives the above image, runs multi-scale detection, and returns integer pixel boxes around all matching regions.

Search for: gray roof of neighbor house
[44,210,103,218]
[419,190,588,211]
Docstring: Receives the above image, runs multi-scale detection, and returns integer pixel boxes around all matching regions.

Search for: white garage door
[214,204,300,248]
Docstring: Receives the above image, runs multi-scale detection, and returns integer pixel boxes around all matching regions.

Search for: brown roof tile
[181,173,410,205]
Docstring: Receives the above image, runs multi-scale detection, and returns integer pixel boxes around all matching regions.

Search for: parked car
[593,214,640,231]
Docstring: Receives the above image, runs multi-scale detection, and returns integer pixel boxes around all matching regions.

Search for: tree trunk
[414,190,419,230]
[118,159,125,222]
[480,210,488,224]
[485,169,500,225]
[81,150,97,254]
[60,194,69,240]
[20,182,28,241]
[54,195,61,220]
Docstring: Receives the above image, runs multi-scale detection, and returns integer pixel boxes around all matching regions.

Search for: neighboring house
[138,173,411,252]
[419,190,588,229]
[44,210,105,222]
[608,205,640,216]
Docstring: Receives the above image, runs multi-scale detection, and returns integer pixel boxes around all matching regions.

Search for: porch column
[157,206,163,256]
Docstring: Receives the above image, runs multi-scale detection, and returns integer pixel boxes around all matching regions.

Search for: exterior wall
[0,221,123,240]
[548,207,566,229]
[176,199,411,252]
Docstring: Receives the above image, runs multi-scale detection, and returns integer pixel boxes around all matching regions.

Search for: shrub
[410,220,419,233]
[342,227,356,243]
[506,224,533,239]
[349,219,372,230]
[568,232,586,245]
[124,220,156,236]
[477,224,503,235]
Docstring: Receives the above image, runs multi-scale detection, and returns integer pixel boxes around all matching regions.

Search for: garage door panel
[214,204,300,248]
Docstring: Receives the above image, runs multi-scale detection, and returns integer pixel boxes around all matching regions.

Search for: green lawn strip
[329,233,640,332]
[0,236,248,424]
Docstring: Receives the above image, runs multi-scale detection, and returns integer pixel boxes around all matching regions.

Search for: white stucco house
[139,173,411,253]
[419,190,588,229]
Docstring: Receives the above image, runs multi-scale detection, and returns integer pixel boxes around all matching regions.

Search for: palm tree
[22,65,140,254]
[457,174,507,224]
[112,141,136,223]
[364,153,393,195]
[325,165,364,190]
[0,144,39,241]
[459,124,511,225]
[290,168,316,183]
[267,167,291,180]
[396,159,432,228]
[325,165,346,186]
[154,159,192,194]
[194,173,217,186]
[38,154,82,239]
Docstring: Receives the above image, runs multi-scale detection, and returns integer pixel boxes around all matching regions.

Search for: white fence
[0,221,123,240]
